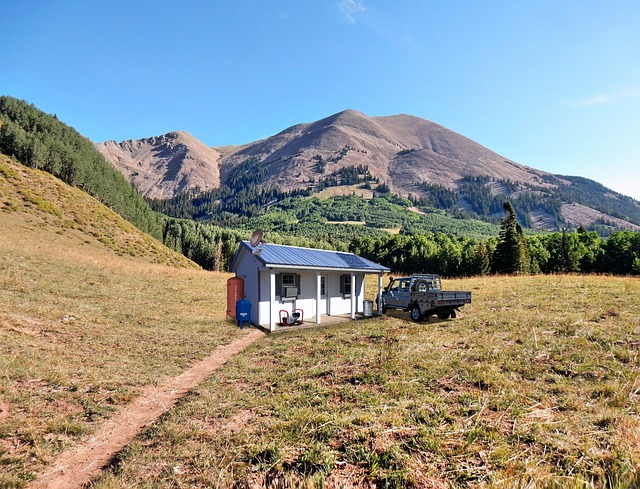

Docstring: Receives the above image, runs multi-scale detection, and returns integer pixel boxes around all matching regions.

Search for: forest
[2,96,640,277]
[160,213,640,276]
[152,166,640,234]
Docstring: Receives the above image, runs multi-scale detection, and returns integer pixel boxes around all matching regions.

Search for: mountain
[96,109,640,232]
[97,130,225,200]
[216,109,546,191]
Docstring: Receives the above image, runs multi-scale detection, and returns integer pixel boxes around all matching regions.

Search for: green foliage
[492,201,530,274]
[350,233,486,277]
[458,175,563,228]
[414,182,457,209]
[531,229,640,275]
[160,194,640,276]
[402,209,501,239]
[459,175,504,216]
[319,164,376,189]
[0,96,162,238]
[312,154,326,173]
[161,219,243,271]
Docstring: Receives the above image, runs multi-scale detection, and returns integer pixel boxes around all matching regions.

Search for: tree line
[349,202,640,277]
[158,203,640,277]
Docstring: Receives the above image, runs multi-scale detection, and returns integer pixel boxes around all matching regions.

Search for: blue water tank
[236,299,251,329]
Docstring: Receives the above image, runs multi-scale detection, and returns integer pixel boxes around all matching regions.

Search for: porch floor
[259,312,381,333]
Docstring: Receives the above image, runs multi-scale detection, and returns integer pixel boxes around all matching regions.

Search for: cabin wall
[255,270,366,326]
[233,250,261,325]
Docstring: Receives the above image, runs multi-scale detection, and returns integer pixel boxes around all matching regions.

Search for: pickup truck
[378,274,471,322]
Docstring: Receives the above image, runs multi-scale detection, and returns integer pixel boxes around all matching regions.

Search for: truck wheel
[410,306,424,322]
[437,311,451,320]
[414,280,429,292]
[377,296,387,314]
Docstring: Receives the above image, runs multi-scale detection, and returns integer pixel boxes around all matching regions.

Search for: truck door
[386,278,411,308]
[396,279,411,306]
[384,279,402,308]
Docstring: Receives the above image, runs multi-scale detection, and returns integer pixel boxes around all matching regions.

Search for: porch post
[350,273,356,319]
[269,268,276,332]
[377,272,383,316]
[316,271,321,324]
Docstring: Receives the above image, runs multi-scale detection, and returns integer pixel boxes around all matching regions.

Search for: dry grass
[315,185,374,200]
[93,274,640,488]
[0,156,249,486]
[0,155,198,268]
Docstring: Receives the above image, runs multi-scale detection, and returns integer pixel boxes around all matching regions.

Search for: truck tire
[377,296,387,314]
[437,311,451,320]
[413,280,429,292]
[410,305,424,322]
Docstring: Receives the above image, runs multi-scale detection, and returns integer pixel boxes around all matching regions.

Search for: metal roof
[233,241,390,272]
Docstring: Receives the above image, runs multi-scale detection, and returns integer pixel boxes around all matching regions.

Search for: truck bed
[411,290,472,306]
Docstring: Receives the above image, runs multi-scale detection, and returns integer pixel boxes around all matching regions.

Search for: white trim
[377,273,383,316]
[315,272,321,325]
[257,264,387,273]
[350,273,356,320]
[269,269,276,332]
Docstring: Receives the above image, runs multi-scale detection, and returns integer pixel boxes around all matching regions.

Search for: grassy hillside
[0,96,162,238]
[0,155,251,486]
[93,275,640,488]
[0,155,195,268]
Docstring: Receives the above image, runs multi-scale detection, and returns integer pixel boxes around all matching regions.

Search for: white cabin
[230,241,390,332]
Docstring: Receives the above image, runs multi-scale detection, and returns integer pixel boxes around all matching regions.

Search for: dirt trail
[30,329,263,489]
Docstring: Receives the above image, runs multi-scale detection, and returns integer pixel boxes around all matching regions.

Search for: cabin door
[320,274,328,316]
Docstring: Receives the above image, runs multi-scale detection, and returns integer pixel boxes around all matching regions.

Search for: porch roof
[231,241,390,273]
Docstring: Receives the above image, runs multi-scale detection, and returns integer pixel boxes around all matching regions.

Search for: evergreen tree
[214,237,223,272]
[491,201,530,274]
[469,242,490,276]
[557,228,579,273]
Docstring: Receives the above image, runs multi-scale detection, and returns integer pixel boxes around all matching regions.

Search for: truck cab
[383,277,412,309]
[383,274,442,308]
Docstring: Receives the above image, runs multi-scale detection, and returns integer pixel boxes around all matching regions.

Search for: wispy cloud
[570,87,640,108]
[338,0,366,23]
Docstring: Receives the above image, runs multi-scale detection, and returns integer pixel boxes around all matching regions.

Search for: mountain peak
[96,130,221,199]
[315,108,369,126]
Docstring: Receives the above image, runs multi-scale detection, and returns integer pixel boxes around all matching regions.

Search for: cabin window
[276,273,300,300]
[339,274,352,298]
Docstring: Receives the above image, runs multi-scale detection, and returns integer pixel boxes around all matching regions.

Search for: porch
[259,312,379,333]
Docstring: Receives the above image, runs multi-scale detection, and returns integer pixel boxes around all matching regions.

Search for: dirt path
[30,329,264,489]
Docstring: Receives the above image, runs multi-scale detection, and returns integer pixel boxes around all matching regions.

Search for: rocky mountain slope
[97,131,225,199]
[96,109,640,231]
[219,109,549,191]
[96,110,548,198]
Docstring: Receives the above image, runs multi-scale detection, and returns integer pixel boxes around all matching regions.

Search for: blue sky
[2,0,640,200]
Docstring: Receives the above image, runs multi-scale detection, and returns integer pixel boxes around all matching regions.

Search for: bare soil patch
[0,400,9,421]
[29,329,263,489]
